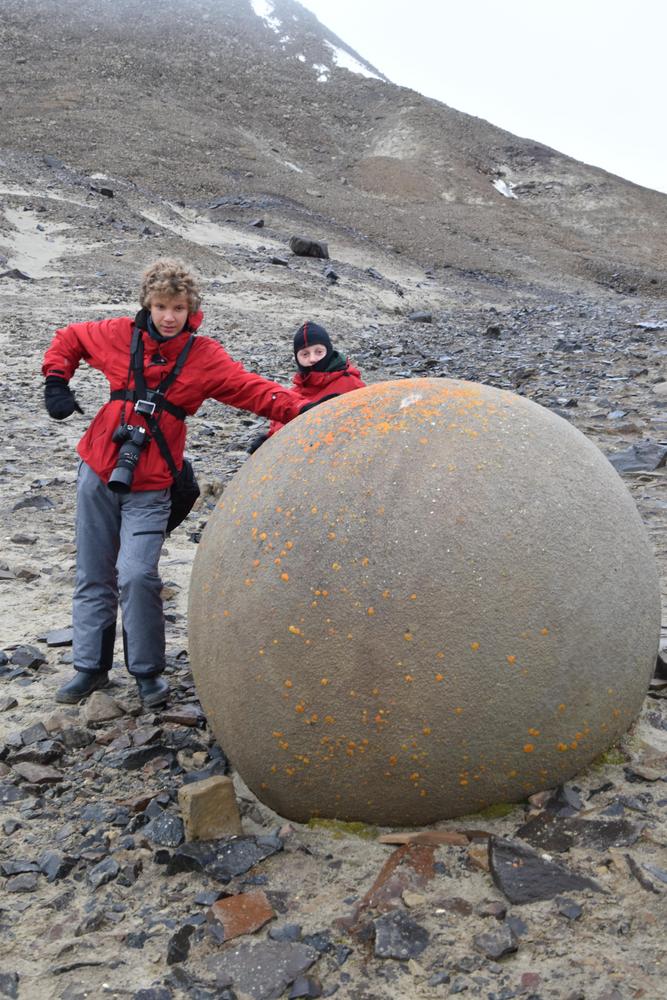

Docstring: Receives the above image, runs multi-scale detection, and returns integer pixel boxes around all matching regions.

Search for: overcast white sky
[297,0,667,195]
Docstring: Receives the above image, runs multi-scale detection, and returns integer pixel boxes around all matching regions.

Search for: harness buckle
[134,398,157,416]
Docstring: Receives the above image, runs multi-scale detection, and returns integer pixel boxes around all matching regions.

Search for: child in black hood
[248,321,365,452]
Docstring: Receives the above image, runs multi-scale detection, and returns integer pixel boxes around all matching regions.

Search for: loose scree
[189,378,660,825]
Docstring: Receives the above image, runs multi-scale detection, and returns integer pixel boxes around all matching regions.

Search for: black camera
[108,424,149,493]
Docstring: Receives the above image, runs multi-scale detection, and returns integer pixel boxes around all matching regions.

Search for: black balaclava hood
[293,321,334,373]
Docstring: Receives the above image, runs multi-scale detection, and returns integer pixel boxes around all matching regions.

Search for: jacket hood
[292,360,361,388]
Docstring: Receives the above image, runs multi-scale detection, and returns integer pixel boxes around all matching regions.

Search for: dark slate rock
[143,813,184,848]
[271,256,290,267]
[515,814,639,853]
[88,857,120,888]
[11,740,64,765]
[301,931,332,954]
[126,931,150,949]
[167,923,196,965]
[0,697,18,712]
[289,236,329,259]
[289,975,323,998]
[642,862,667,884]
[3,820,21,835]
[45,628,74,647]
[0,269,33,282]
[249,218,264,228]
[373,909,430,960]
[0,972,19,999]
[484,324,502,338]
[505,914,528,938]
[211,940,318,999]
[11,648,47,671]
[181,759,229,784]
[427,972,451,987]
[556,896,583,920]
[544,784,584,816]
[11,495,55,512]
[134,990,173,1000]
[166,835,283,882]
[323,266,339,283]
[269,923,302,942]
[625,854,661,893]
[408,311,432,323]
[1,859,40,876]
[39,849,77,882]
[107,745,174,770]
[6,872,39,892]
[472,922,518,960]
[0,784,28,803]
[61,726,95,750]
[489,836,603,904]
[608,440,667,474]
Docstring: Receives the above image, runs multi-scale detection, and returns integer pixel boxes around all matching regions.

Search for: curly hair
[139,259,201,312]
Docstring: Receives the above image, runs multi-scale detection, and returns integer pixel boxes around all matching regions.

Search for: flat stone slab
[489,836,604,904]
[210,889,275,942]
[209,940,318,1000]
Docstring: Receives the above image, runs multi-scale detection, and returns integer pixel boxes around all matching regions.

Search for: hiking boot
[56,670,109,704]
[136,675,170,708]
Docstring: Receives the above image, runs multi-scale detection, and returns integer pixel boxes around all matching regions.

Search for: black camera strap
[112,326,195,481]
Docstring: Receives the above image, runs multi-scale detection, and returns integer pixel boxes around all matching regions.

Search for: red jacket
[43,312,307,489]
[269,361,365,436]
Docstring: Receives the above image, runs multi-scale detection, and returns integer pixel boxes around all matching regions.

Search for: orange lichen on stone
[557,742,568,752]
[470,642,480,652]
[540,628,549,636]
[435,674,444,682]
[404,632,413,641]
[320,677,330,686]
[280,572,290,581]
[367,607,375,616]
[523,744,534,753]
[528,728,540,737]
[454,707,463,715]
[506,655,517,665]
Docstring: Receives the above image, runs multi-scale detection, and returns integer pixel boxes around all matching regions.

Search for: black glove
[44,375,84,420]
[247,433,269,455]
[299,393,340,415]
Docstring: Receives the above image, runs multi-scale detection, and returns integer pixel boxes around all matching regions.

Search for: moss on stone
[592,746,627,767]
[473,802,516,820]
[307,817,378,840]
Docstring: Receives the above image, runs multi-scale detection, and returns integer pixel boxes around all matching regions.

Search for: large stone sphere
[188,378,660,825]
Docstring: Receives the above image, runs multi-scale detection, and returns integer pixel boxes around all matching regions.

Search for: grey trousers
[73,461,171,677]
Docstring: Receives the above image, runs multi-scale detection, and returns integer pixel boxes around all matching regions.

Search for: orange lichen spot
[347,741,356,750]
[328,532,336,540]
[404,632,413,641]
[570,740,578,749]
[528,728,540,737]
[275,506,283,513]
[244,578,254,587]
[558,704,566,712]
[382,590,391,598]
[321,589,329,596]
[278,740,289,750]
[252,559,260,568]
[280,572,290,581]
[259,531,267,541]
[372,687,380,696]
[271,731,283,738]
[540,628,549,636]
[612,708,621,718]
[258,649,265,657]
[404,674,414,683]
[251,511,258,519]
[557,742,568,752]
[420,789,428,797]
[361,557,370,567]
[422,726,432,736]
[332,562,341,571]
[295,702,305,713]
[454,706,463,715]
[274,558,282,566]
[311,505,318,514]
[409,593,417,600]
[283,678,293,688]
[309,713,318,724]
[436,651,445,660]
[223,610,231,617]
[324,715,335,725]
[459,779,469,786]
[575,731,584,740]
[409,772,420,781]
[506,655,517,665]
[285,766,296,776]
[523,744,534,753]
[320,677,330,686]
[260,782,268,790]
[435,673,444,682]
[470,642,480,652]
[507,769,518,778]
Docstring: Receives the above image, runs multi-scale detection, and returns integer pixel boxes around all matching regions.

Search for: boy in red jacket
[248,321,365,452]
[42,259,313,708]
